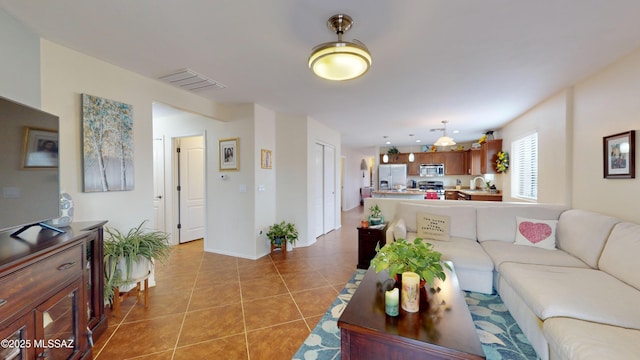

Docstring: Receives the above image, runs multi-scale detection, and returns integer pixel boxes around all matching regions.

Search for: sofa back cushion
[556,209,620,268]
[476,205,567,243]
[599,222,640,290]
[395,203,476,240]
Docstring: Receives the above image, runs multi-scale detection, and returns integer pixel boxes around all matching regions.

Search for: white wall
[40,40,227,236]
[341,146,376,211]
[500,47,640,223]
[500,89,571,205]
[152,106,224,245]
[0,9,40,107]
[253,104,276,255]
[572,48,640,223]
[276,113,309,245]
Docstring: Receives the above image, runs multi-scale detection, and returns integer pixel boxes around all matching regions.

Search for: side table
[357,224,387,269]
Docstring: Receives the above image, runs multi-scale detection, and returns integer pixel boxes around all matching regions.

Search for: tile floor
[93,206,364,359]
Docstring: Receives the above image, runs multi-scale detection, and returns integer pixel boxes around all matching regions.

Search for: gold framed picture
[219,137,239,171]
[261,149,272,169]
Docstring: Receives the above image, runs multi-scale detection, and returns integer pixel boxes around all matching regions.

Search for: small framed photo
[603,130,635,179]
[219,137,239,171]
[22,127,59,168]
[261,149,272,169]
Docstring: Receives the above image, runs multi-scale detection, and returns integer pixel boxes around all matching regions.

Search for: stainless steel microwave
[420,163,445,177]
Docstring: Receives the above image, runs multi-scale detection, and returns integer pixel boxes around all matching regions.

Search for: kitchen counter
[447,189,503,201]
[372,189,426,199]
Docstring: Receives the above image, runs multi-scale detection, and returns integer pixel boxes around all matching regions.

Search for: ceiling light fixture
[308,14,372,81]
[408,134,415,162]
[433,120,456,147]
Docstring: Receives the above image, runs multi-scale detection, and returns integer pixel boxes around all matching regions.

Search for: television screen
[0,96,60,233]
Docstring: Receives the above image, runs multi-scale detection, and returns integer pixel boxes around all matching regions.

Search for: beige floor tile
[94,207,363,359]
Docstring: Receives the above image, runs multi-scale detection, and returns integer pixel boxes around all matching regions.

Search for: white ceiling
[3,1,640,147]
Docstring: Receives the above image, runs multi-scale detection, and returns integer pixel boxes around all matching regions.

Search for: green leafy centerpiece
[370,238,450,286]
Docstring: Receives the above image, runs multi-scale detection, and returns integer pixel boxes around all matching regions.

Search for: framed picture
[603,130,635,179]
[22,127,59,168]
[219,137,239,171]
[261,149,272,169]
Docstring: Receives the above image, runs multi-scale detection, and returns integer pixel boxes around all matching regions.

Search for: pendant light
[434,120,456,147]
[308,14,372,81]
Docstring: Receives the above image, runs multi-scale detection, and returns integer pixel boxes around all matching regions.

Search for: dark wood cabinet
[480,139,502,174]
[0,221,107,359]
[357,225,387,269]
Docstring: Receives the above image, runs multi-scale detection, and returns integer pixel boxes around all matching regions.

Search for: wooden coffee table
[338,264,485,360]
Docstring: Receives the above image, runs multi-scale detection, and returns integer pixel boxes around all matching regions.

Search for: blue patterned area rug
[293,270,539,360]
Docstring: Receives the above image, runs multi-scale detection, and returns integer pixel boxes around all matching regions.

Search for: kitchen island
[446,189,503,201]
[372,189,425,199]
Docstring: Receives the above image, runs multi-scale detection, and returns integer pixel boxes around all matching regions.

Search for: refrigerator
[378,164,407,190]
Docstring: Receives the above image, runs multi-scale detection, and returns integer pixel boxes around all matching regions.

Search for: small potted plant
[370,238,450,286]
[266,221,299,252]
[103,221,172,304]
[368,204,384,225]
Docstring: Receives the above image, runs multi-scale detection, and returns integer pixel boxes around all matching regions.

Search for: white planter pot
[117,256,151,283]
[286,241,294,252]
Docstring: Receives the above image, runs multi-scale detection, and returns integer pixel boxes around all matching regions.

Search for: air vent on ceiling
[158,68,226,91]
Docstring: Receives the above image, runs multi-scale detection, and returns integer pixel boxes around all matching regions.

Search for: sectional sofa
[364,198,640,360]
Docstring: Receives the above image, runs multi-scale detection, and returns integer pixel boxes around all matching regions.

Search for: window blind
[512,132,538,200]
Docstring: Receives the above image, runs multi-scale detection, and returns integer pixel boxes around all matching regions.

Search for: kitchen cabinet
[466,149,481,175]
[443,151,465,175]
[407,160,420,176]
[379,150,467,175]
[480,139,502,174]
[379,153,405,164]
[444,190,459,200]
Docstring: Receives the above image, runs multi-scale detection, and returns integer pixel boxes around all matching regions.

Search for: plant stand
[270,243,287,258]
[112,271,150,317]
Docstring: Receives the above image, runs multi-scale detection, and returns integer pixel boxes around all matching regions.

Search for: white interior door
[323,145,336,233]
[177,136,205,243]
[152,138,165,232]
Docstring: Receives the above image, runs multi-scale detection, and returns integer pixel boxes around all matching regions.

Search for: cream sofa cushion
[599,222,640,291]
[395,203,476,240]
[500,263,640,330]
[393,218,407,240]
[416,212,450,241]
[481,241,588,272]
[545,318,640,360]
[477,205,567,243]
[556,209,620,268]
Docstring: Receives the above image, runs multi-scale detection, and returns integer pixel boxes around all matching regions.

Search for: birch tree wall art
[82,94,134,192]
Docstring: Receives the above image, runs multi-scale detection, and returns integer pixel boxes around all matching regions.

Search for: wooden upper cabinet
[377,149,474,176]
[480,139,502,174]
[408,159,420,176]
[466,149,481,175]
[443,151,465,175]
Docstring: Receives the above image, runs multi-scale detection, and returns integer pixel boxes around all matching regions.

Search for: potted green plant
[266,221,299,251]
[368,204,384,225]
[370,238,451,286]
[103,221,172,303]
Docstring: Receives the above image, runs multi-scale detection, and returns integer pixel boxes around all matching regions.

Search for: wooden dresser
[0,221,107,359]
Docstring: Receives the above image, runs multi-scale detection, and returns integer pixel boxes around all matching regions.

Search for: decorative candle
[385,287,399,316]
[401,271,420,312]
[361,220,369,228]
